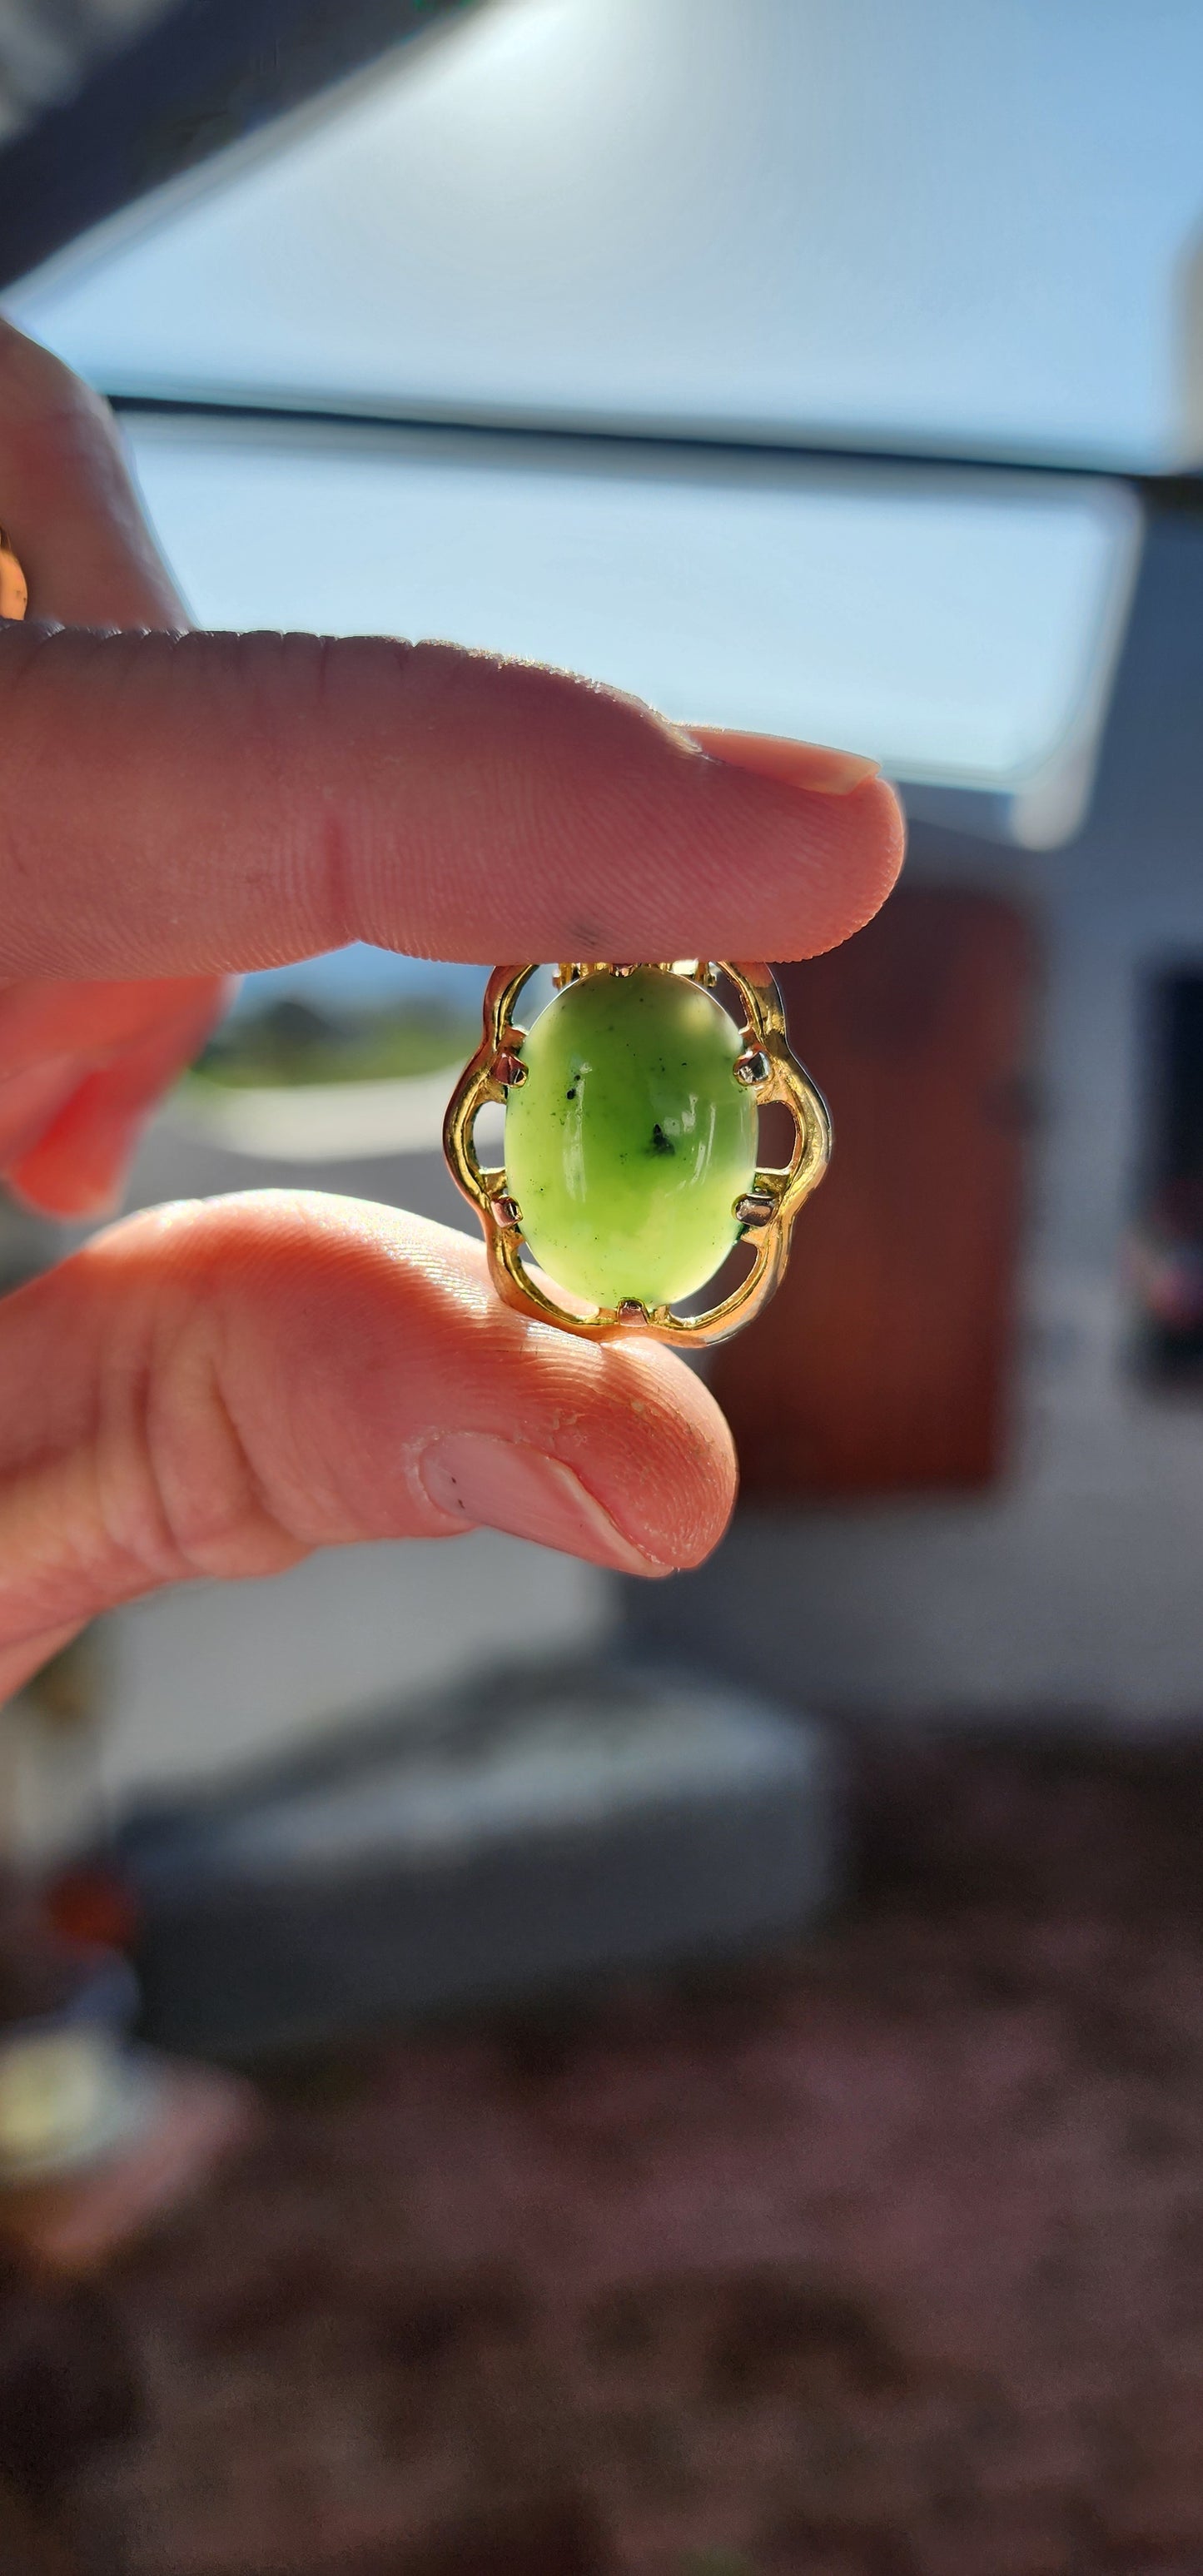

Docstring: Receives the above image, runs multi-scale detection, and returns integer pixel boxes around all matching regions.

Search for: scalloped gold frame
[443,961,831,1345]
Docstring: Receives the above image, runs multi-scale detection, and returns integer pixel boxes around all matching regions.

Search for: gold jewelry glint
[0,530,27,622]
[444,960,831,1347]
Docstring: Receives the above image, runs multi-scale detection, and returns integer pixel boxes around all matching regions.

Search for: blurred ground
[56,1733,1203,2576]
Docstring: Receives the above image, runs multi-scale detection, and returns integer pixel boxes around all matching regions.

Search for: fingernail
[7,1106,151,1219]
[418,1431,669,1576]
[7,1157,124,1219]
[0,1055,89,1155]
[679,724,881,797]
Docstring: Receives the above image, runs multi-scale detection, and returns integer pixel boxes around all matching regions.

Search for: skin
[0,317,904,1701]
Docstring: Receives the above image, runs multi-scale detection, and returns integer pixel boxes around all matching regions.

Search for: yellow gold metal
[0,529,27,622]
[444,961,831,1346]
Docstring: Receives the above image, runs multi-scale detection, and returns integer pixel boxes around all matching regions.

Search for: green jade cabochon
[504,968,759,1309]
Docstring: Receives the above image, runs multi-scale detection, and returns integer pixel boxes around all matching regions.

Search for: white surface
[97,1532,612,1806]
[172,1067,458,1161]
[11,0,1203,468]
[121,410,1141,832]
[677,1267,1203,1725]
[203,1679,817,1876]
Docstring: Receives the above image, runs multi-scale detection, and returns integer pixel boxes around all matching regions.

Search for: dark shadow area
[29,1726,1203,2576]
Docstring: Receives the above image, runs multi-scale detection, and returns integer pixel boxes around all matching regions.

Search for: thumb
[0,1191,735,1697]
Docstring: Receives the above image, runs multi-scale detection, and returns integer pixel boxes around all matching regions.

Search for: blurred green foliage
[187,998,477,1090]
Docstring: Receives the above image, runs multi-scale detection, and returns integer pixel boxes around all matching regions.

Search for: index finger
[0,326,903,980]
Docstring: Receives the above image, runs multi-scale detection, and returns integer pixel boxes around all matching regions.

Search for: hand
[0,320,903,1696]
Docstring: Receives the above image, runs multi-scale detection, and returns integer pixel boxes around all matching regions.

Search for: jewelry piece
[444,961,830,1345]
[0,528,27,622]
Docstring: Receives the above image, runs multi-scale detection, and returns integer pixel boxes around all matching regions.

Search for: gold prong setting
[490,1047,527,1088]
[733,1187,779,1229]
[443,961,831,1347]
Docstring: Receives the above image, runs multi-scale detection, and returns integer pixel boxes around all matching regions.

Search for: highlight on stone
[504,967,759,1310]
[444,959,830,1346]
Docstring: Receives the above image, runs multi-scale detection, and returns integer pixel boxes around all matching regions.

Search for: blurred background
[3,4,1203,2571]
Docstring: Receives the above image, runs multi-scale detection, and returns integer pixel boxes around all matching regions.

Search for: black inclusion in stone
[649,1122,675,1157]
[566,1087,577,1100]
